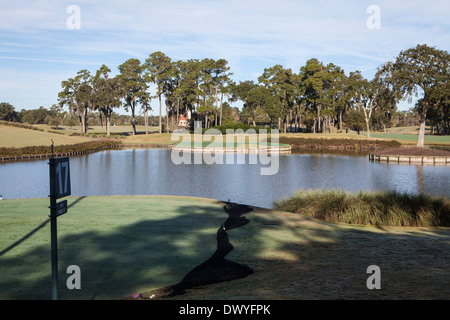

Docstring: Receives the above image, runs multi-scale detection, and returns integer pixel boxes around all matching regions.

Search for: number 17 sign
[49,157,71,199]
[48,156,71,300]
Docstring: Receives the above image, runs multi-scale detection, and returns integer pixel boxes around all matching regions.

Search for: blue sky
[0,0,449,115]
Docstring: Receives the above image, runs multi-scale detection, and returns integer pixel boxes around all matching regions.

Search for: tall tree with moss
[298,59,331,133]
[118,58,147,135]
[211,59,232,126]
[58,70,93,135]
[258,65,296,133]
[326,64,348,133]
[93,65,125,136]
[229,80,258,126]
[378,44,449,147]
[425,81,450,134]
[144,52,173,133]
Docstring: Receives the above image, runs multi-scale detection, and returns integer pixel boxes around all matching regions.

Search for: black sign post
[48,156,71,300]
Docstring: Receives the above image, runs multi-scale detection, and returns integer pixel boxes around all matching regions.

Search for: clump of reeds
[273,189,450,227]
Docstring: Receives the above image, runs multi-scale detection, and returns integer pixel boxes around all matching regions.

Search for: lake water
[0,148,449,208]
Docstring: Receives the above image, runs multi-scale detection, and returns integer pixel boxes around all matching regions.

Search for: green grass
[0,196,226,299]
[0,124,93,148]
[33,124,160,136]
[274,189,450,227]
[363,132,450,145]
[385,126,425,134]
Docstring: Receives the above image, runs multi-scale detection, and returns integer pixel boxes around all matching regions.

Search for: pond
[0,148,449,208]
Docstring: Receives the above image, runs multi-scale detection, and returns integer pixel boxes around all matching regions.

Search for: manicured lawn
[33,124,160,136]
[120,133,175,145]
[364,132,450,145]
[0,125,92,148]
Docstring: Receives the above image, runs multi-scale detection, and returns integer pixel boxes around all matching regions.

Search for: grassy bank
[363,132,450,146]
[0,140,122,158]
[274,189,450,227]
[0,124,93,148]
[32,124,160,136]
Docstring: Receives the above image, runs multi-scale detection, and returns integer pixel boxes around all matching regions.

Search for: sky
[0,0,449,115]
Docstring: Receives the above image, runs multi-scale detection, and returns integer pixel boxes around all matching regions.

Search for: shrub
[273,189,450,227]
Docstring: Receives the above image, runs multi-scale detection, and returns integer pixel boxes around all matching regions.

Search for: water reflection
[0,148,448,208]
[416,165,425,194]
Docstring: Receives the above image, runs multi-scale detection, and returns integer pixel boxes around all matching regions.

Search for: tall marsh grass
[273,189,450,227]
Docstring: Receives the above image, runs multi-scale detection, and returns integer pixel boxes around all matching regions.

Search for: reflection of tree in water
[415,164,425,194]
[137,201,255,299]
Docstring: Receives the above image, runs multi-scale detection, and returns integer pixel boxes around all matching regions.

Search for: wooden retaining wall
[369,154,450,164]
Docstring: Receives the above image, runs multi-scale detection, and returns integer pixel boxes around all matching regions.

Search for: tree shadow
[134,202,255,299]
[0,197,87,257]
[0,220,49,257]
[193,208,450,300]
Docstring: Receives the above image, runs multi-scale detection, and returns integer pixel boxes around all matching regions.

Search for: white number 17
[56,162,69,194]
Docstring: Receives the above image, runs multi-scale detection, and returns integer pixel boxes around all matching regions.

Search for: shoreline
[3,142,450,162]
[1,127,450,161]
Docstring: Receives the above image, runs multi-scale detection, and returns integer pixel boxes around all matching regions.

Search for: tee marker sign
[48,156,71,300]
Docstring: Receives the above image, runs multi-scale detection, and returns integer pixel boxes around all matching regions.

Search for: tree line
[0,102,168,128]
[2,44,448,146]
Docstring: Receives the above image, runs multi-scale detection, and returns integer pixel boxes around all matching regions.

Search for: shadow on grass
[216,210,450,300]
[0,198,449,300]
[0,197,87,257]
[0,220,49,257]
